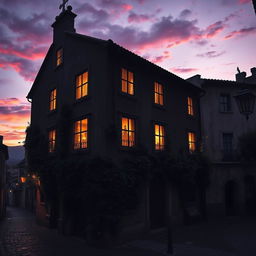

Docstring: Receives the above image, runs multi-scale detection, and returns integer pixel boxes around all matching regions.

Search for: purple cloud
[197,50,226,58]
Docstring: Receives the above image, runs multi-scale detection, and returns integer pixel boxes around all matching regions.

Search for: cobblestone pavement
[1,207,256,256]
[0,207,158,256]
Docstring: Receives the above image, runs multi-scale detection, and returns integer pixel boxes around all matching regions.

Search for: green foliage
[238,130,256,163]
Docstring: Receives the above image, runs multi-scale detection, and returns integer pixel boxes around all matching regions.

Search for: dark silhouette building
[27,6,202,237]
[0,136,8,219]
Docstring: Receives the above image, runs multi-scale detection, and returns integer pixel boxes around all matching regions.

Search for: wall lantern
[20,176,27,183]
[234,89,256,120]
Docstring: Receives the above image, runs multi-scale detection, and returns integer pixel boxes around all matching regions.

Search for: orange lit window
[155,124,165,150]
[49,89,57,111]
[74,118,88,149]
[154,82,164,105]
[49,129,56,153]
[56,48,63,66]
[121,117,135,147]
[121,68,134,95]
[76,71,88,100]
[187,97,194,115]
[188,132,196,153]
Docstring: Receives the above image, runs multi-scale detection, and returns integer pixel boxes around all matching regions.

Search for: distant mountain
[7,146,25,167]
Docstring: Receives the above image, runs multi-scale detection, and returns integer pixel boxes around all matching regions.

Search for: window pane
[122,131,128,146]
[128,72,134,83]
[129,132,135,147]
[82,72,88,84]
[129,119,135,131]
[82,84,88,97]
[122,68,127,80]
[76,87,81,99]
[155,124,160,135]
[81,119,87,131]
[74,121,81,133]
[122,117,128,130]
[81,132,87,148]
[128,83,134,95]
[122,80,127,93]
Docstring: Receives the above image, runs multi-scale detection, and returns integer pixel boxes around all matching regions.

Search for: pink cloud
[239,0,251,3]
[122,4,133,11]
[205,21,226,38]
[171,68,199,73]
[128,12,152,23]
[224,26,256,39]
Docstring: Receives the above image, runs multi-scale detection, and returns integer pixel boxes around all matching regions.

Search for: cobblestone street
[1,207,256,256]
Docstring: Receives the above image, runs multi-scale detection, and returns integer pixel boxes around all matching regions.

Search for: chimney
[236,71,247,82]
[251,67,256,77]
[51,5,77,43]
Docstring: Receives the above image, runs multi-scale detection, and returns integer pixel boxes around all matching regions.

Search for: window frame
[187,131,196,153]
[75,70,89,101]
[121,116,136,148]
[73,117,89,150]
[56,48,63,67]
[121,68,135,96]
[154,82,164,106]
[154,123,165,151]
[48,129,56,153]
[49,88,57,112]
[187,96,194,116]
[219,93,232,113]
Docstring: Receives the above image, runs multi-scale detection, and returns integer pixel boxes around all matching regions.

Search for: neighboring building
[0,136,8,219]
[188,69,256,217]
[26,6,202,235]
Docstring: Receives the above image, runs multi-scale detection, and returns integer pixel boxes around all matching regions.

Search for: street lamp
[234,89,256,120]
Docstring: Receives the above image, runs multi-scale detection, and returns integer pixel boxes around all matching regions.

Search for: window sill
[48,110,57,116]
[119,145,137,152]
[118,91,137,101]
[153,103,166,111]
[73,96,91,105]
[72,148,90,155]
[219,111,233,114]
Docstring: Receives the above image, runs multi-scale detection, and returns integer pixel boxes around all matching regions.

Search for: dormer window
[56,48,63,66]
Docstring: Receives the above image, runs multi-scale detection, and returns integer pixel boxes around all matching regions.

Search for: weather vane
[59,0,69,12]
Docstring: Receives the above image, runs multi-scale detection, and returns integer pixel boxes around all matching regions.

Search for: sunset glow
[0,0,255,145]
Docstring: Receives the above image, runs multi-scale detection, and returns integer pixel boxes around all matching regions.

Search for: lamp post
[234,89,256,120]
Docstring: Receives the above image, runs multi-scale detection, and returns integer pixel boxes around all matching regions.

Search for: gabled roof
[27,31,202,99]
[27,44,54,99]
[201,78,255,88]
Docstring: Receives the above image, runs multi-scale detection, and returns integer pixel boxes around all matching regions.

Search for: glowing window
[76,71,88,100]
[56,48,63,66]
[121,117,135,147]
[154,82,164,105]
[74,118,88,149]
[188,132,196,153]
[155,124,165,150]
[49,89,57,111]
[121,68,134,95]
[187,97,194,116]
[48,129,56,153]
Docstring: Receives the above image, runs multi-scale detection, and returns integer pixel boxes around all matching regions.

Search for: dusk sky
[0,0,255,146]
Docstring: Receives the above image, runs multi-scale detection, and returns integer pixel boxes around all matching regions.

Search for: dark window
[223,133,233,152]
[220,94,231,112]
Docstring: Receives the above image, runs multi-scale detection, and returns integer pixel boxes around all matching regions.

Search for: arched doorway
[244,175,256,215]
[225,180,238,216]
[149,176,166,229]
